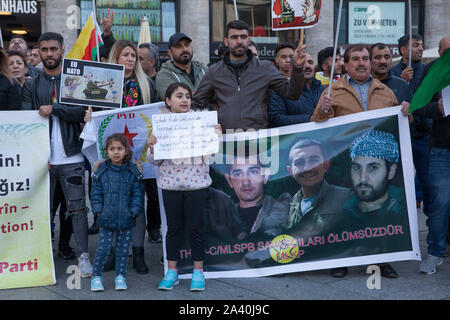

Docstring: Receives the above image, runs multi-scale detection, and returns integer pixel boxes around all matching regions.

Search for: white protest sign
[442,85,450,117]
[152,111,219,160]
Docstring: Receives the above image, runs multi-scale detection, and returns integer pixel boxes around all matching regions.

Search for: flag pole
[327,0,343,96]
[233,0,239,20]
[92,0,100,62]
[0,26,4,49]
[408,0,412,68]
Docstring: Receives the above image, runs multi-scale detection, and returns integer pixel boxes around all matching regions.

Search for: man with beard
[155,32,207,100]
[269,52,326,127]
[337,130,410,278]
[192,20,305,131]
[21,32,92,278]
[346,130,404,221]
[311,44,409,122]
[370,43,412,105]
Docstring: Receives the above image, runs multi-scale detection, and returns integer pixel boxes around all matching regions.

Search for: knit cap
[350,130,399,163]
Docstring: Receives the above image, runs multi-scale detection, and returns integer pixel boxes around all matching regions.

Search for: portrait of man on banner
[164,109,418,279]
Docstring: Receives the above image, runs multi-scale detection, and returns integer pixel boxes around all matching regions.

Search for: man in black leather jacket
[22,32,93,278]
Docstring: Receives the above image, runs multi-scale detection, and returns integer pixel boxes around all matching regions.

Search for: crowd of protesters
[1,11,449,292]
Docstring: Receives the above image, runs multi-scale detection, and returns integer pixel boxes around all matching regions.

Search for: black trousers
[143,178,161,232]
[50,180,73,249]
[162,188,207,262]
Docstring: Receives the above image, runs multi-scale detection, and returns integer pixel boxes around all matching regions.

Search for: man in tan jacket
[311,44,410,122]
[310,44,410,279]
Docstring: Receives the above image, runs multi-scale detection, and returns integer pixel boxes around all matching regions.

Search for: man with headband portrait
[337,129,411,278]
[345,130,404,219]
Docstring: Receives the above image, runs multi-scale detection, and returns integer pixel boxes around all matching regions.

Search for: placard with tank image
[60,58,124,109]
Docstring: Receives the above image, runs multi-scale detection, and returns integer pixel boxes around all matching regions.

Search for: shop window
[0,0,41,44]
[334,0,424,47]
[80,0,177,43]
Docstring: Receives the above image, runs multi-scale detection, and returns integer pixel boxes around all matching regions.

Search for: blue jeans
[426,148,450,257]
[93,227,133,277]
[412,136,431,215]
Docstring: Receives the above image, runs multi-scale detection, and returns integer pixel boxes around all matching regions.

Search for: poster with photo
[60,59,124,109]
[272,0,322,31]
[159,107,421,279]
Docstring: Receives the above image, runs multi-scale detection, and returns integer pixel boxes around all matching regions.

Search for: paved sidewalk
[1,204,449,301]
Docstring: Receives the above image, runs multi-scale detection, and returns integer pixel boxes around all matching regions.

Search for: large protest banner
[81,102,165,178]
[0,111,55,289]
[163,107,421,279]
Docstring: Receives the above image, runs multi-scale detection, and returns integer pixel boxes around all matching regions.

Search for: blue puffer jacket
[91,160,145,230]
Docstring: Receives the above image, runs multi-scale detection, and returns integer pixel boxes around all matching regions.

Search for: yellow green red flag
[67,12,103,61]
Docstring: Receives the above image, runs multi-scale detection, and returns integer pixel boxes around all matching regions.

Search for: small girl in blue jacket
[90,133,144,292]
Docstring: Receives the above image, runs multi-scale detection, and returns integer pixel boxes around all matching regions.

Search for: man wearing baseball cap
[155,32,208,100]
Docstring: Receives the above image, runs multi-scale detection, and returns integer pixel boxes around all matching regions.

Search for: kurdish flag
[410,49,450,112]
[66,12,103,61]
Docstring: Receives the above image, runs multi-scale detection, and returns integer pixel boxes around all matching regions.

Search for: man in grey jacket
[191,20,306,131]
[155,32,207,100]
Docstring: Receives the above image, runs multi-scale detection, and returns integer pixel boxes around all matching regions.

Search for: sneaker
[78,252,93,278]
[58,246,76,260]
[190,269,205,292]
[158,269,179,291]
[419,255,443,275]
[90,276,104,292]
[114,274,127,291]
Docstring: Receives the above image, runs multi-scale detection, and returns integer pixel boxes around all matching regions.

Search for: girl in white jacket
[147,82,221,292]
